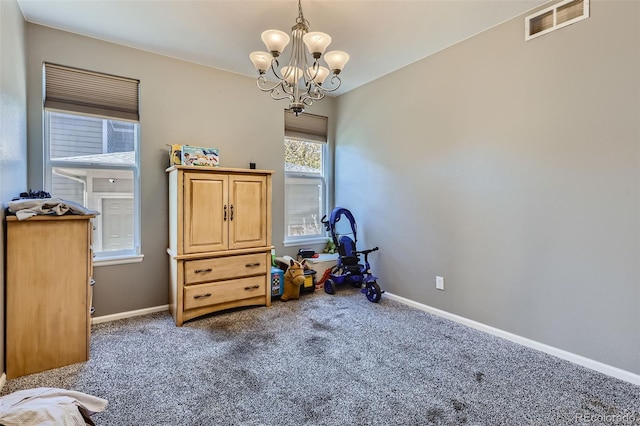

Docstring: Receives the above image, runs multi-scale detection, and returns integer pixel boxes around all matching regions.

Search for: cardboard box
[169,144,219,167]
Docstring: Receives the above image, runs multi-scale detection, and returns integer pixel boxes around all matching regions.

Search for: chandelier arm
[306,61,320,81]
[313,75,343,93]
[271,85,295,101]
[270,91,295,102]
[256,76,282,93]
[300,91,324,105]
[255,74,296,104]
[256,57,297,94]
[301,88,324,100]
[299,82,324,106]
[269,81,295,102]
[269,59,285,81]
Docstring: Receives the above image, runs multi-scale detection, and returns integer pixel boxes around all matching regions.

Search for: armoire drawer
[184,253,266,285]
[183,275,266,310]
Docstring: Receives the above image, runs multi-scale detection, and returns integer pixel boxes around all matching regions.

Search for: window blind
[284,110,328,143]
[44,63,140,122]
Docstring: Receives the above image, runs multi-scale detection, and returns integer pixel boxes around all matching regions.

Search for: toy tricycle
[320,207,383,302]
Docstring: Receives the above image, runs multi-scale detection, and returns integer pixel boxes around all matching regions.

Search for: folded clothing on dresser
[7,198,100,221]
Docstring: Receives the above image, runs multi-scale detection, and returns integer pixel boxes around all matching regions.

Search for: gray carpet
[2,290,639,425]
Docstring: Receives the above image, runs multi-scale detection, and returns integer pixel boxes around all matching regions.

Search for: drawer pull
[230,205,234,221]
[90,278,96,286]
[195,268,213,273]
[193,293,212,299]
[245,262,261,268]
[223,205,227,221]
[244,285,260,291]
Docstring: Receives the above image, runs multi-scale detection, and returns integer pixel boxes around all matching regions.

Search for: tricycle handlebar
[357,247,379,255]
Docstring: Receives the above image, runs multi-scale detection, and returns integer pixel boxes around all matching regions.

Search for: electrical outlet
[436,276,444,290]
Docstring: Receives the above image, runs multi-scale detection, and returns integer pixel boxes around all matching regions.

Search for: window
[284,111,329,246]
[44,63,141,264]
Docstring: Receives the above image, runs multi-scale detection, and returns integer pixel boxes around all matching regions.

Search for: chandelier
[249,0,349,116]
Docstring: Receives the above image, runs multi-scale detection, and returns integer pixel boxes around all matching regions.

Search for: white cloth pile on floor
[0,387,107,425]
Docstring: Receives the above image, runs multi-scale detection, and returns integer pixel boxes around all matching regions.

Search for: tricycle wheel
[324,278,336,295]
[365,281,382,303]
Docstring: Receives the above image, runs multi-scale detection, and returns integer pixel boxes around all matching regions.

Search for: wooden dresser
[5,215,94,379]
[167,166,273,326]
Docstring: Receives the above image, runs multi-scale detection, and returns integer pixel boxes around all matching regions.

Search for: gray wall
[0,0,28,375]
[335,1,639,374]
[26,24,336,316]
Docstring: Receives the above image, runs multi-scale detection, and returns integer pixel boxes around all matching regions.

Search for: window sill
[283,236,329,248]
[94,254,144,267]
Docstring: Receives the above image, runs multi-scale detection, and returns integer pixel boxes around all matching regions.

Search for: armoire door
[228,174,267,249]
[183,172,228,253]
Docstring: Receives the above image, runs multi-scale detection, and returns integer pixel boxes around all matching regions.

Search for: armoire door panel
[184,173,228,253]
[229,175,267,249]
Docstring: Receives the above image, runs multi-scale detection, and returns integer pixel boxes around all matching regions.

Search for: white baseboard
[91,305,169,325]
[385,292,640,386]
[0,373,5,391]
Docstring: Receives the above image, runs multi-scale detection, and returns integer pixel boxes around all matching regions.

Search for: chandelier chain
[296,0,309,27]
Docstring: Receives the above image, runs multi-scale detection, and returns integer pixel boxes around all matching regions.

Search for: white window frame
[44,111,143,266]
[283,138,330,247]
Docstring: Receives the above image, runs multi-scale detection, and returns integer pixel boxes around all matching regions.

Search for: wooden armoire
[167,166,273,326]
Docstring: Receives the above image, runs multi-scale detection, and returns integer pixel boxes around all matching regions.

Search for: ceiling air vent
[525,0,589,40]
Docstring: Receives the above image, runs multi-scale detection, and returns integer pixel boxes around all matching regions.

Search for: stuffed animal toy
[323,238,336,254]
[281,258,306,301]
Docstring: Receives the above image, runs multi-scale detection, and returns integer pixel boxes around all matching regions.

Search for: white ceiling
[16,0,547,95]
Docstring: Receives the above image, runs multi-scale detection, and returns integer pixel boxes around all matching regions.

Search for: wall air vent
[525,0,589,40]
